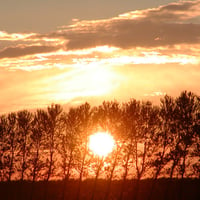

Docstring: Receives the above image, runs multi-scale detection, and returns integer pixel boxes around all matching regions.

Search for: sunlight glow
[89,132,115,157]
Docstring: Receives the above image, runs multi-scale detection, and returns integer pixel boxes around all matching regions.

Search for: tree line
[0,90,199,200]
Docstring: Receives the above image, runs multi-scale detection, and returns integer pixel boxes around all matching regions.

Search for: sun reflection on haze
[50,65,119,102]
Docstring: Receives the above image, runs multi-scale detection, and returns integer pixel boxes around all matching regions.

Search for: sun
[89,132,115,157]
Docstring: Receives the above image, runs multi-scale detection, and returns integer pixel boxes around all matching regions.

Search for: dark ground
[0,178,199,200]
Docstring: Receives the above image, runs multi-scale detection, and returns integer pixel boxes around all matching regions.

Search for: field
[1,178,199,200]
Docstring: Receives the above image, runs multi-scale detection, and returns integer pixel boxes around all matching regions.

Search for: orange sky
[0,0,200,113]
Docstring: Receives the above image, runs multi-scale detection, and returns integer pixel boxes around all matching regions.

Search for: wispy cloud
[0,31,36,41]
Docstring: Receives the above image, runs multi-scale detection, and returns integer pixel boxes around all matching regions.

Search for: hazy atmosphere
[0,2,200,200]
[1,0,200,113]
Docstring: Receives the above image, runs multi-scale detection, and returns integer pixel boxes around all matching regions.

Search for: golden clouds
[0,1,200,113]
[0,0,200,70]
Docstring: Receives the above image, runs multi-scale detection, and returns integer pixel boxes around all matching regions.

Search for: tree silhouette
[29,110,46,200]
[43,104,62,200]
[0,114,10,181]
[119,99,140,200]
[148,95,175,200]
[174,91,200,200]
[59,108,82,200]
[17,110,32,181]
[175,91,199,179]
[192,100,200,178]
[7,113,17,182]
[0,90,199,200]
[93,101,123,200]
[132,101,160,200]
[75,103,93,200]
[44,104,62,181]
[90,156,104,200]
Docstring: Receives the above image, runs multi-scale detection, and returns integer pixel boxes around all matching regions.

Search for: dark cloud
[8,1,200,51]
[144,1,200,22]
[48,0,200,50]
[63,20,200,50]
[0,45,61,59]
[160,1,199,12]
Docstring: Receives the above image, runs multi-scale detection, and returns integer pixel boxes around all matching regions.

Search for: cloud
[0,31,36,41]
[43,0,200,50]
[0,0,200,69]
[0,44,61,59]
[0,31,64,59]
[143,0,200,22]
[64,21,200,49]
[0,1,200,113]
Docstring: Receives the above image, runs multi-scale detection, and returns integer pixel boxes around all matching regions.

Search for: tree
[163,92,199,180]
[192,103,200,178]
[74,103,93,200]
[6,113,17,181]
[59,108,81,200]
[119,99,140,200]
[90,156,104,200]
[44,104,62,182]
[0,114,9,181]
[174,91,200,200]
[133,101,160,200]
[42,104,62,200]
[29,110,46,200]
[148,95,175,200]
[92,101,123,200]
[17,110,32,181]
[175,91,199,179]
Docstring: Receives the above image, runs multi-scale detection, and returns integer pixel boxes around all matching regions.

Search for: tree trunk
[164,160,176,200]
[62,150,73,200]
[8,143,14,181]
[119,152,131,200]
[44,137,54,200]
[91,158,103,200]
[148,144,166,200]
[30,148,39,200]
[76,149,87,200]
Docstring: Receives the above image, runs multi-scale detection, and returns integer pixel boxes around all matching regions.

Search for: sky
[0,0,200,113]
